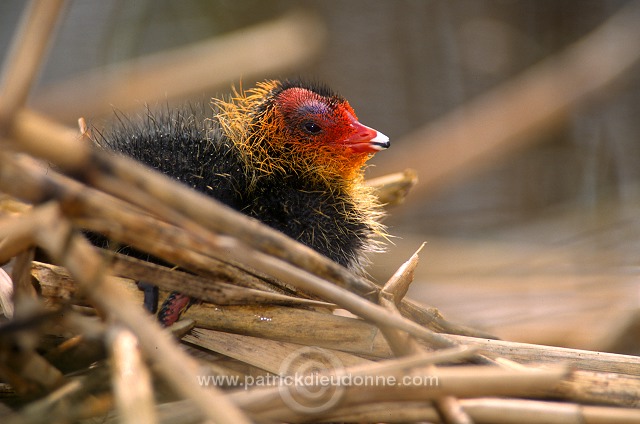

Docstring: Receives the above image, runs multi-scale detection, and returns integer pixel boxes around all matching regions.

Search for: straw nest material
[2,2,640,423]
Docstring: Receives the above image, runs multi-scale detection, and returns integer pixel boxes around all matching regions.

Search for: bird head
[215,80,389,185]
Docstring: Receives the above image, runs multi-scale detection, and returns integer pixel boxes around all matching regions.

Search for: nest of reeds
[2,2,640,424]
[3,135,640,424]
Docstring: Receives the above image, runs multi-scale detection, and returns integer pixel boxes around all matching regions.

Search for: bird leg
[137,281,159,314]
[157,291,196,327]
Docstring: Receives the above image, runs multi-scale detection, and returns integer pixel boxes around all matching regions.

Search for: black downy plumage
[95,79,390,325]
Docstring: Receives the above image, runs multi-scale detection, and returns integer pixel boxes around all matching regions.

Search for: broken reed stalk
[552,370,640,407]
[377,244,474,424]
[380,242,424,306]
[377,244,429,356]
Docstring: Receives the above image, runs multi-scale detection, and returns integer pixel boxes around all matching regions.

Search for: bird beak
[344,114,390,153]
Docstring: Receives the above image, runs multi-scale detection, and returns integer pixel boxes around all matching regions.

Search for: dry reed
[1,1,640,424]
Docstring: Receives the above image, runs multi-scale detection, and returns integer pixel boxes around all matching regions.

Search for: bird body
[97,79,389,323]
[99,79,389,272]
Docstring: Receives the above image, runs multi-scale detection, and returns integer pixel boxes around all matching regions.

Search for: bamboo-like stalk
[378,245,475,424]
[317,398,640,424]
[463,398,640,424]
[32,11,327,122]
[445,334,640,376]
[380,242,424,307]
[132,397,640,424]
[32,260,331,309]
[549,369,640,408]
[0,0,66,133]
[10,248,37,312]
[183,303,392,357]
[0,268,13,318]
[378,244,428,356]
[108,326,157,424]
[366,168,418,207]
[235,366,568,422]
[184,328,374,373]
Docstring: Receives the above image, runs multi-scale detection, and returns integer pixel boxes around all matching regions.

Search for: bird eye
[303,122,322,134]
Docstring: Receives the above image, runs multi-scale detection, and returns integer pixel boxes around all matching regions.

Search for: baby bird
[98,79,389,324]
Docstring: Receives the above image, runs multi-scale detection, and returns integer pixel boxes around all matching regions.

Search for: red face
[274,87,389,155]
